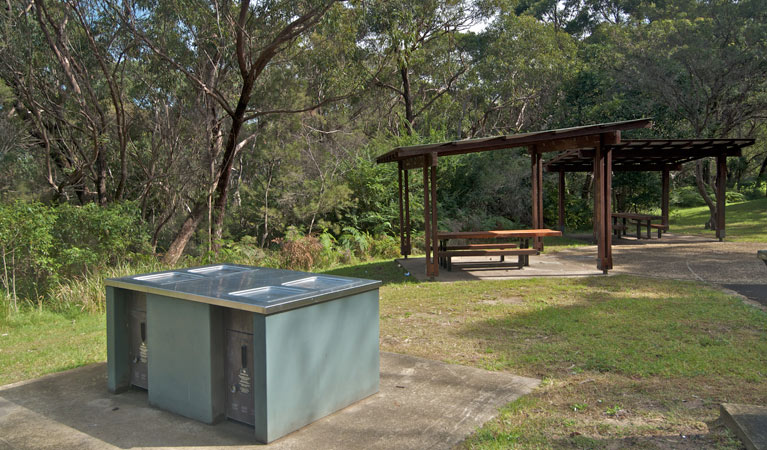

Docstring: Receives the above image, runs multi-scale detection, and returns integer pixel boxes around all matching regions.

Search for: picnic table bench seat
[612,213,665,239]
[436,229,562,271]
[649,223,669,238]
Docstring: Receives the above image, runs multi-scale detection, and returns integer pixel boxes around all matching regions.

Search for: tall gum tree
[1,0,132,205]
[614,0,767,229]
[118,0,363,263]
[361,0,477,135]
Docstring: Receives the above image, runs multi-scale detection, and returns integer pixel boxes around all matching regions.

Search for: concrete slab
[0,352,539,450]
[720,403,767,450]
[722,284,767,308]
[399,234,767,285]
[398,254,604,282]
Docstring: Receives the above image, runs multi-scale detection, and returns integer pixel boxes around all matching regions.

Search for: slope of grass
[0,308,105,385]
[373,269,766,449]
[670,197,767,242]
[2,257,765,449]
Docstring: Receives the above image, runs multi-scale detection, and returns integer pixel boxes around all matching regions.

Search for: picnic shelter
[375,119,755,277]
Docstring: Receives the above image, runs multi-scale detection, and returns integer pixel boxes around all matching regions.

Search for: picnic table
[436,229,562,271]
[611,212,666,239]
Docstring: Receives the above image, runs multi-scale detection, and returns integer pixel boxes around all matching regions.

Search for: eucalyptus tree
[459,13,577,136]
[360,0,478,136]
[0,0,132,205]
[118,0,367,263]
[613,0,767,228]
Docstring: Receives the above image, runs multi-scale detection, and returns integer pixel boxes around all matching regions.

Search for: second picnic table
[436,229,562,271]
[611,212,666,239]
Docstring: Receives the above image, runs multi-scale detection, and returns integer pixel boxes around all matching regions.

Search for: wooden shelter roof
[544,139,755,172]
[375,118,653,165]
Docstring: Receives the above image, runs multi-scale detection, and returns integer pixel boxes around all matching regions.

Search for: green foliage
[51,202,151,277]
[739,180,767,200]
[612,172,661,212]
[671,185,706,208]
[725,191,746,204]
[0,200,151,312]
[0,201,57,310]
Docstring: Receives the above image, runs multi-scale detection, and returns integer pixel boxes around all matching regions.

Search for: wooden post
[661,168,670,229]
[422,156,431,277]
[558,170,566,232]
[404,168,411,256]
[591,173,597,243]
[537,149,544,251]
[527,146,538,234]
[398,161,405,256]
[530,146,544,250]
[594,132,617,273]
[593,143,604,271]
[430,152,439,277]
[603,135,613,270]
[716,155,727,241]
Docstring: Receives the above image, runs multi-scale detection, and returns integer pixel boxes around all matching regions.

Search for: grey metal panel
[146,294,225,424]
[255,289,380,443]
[128,293,148,389]
[106,287,131,393]
[105,265,381,315]
[225,309,254,335]
[225,330,255,425]
[225,309,255,425]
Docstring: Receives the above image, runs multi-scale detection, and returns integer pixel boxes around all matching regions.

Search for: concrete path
[0,352,539,450]
[720,404,767,450]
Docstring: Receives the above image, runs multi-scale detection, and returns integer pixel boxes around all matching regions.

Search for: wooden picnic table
[611,212,664,239]
[436,229,562,271]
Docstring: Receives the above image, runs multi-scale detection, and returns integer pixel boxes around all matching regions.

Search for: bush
[671,186,707,207]
[368,234,400,259]
[274,227,324,271]
[0,201,57,310]
[52,202,150,277]
[738,181,766,200]
[725,191,746,204]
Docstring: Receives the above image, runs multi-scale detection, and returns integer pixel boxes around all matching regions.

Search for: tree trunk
[162,200,207,265]
[211,97,250,253]
[95,145,108,206]
[400,65,414,134]
[758,153,767,197]
[694,160,717,229]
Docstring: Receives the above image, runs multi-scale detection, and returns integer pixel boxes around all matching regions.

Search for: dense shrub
[738,181,766,200]
[0,201,57,309]
[274,227,324,271]
[51,202,151,277]
[671,186,707,207]
[725,191,746,204]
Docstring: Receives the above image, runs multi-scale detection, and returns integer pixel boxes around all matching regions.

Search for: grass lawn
[670,197,767,242]
[2,258,766,449]
[0,308,105,385]
[333,261,767,449]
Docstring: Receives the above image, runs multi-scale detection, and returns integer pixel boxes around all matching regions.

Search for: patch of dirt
[479,296,525,306]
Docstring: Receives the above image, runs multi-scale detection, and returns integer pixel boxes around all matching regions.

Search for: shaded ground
[0,353,538,450]
[400,233,767,287]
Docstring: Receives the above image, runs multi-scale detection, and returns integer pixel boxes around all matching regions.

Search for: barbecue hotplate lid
[105,264,381,314]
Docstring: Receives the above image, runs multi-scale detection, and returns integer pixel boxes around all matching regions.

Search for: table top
[106,264,380,315]
[611,212,662,220]
[437,229,563,239]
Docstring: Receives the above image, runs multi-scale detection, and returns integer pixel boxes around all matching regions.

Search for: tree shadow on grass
[321,259,418,286]
[455,275,763,380]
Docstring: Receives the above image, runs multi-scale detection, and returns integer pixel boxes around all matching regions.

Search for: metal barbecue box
[105,264,381,443]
